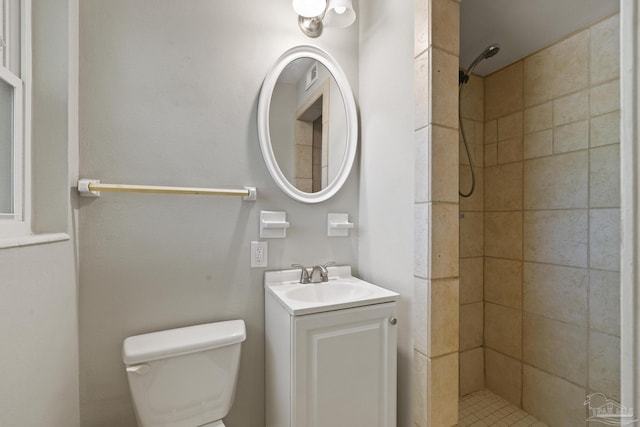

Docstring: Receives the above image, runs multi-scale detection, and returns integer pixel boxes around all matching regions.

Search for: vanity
[265,265,399,427]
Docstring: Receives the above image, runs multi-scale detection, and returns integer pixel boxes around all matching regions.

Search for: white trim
[620,0,639,416]
[0,232,69,249]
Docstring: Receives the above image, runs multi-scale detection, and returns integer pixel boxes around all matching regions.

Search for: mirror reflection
[0,78,13,214]
[268,58,347,193]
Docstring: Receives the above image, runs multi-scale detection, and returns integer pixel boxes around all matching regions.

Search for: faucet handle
[322,261,336,269]
[291,264,310,284]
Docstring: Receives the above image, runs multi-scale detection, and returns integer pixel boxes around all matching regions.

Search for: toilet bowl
[122,320,246,427]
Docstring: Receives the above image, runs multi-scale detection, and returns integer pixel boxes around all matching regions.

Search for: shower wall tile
[459,166,483,212]
[524,102,552,134]
[523,262,588,326]
[431,203,460,278]
[523,130,552,159]
[485,61,523,121]
[459,347,484,396]
[414,126,430,203]
[523,210,588,267]
[413,277,429,356]
[523,30,589,107]
[553,120,589,154]
[591,110,621,147]
[523,365,587,427]
[459,302,483,351]
[590,14,620,85]
[484,119,497,144]
[485,302,522,359]
[485,212,522,260]
[484,162,523,211]
[414,50,430,130]
[484,143,497,167]
[484,257,522,309]
[412,350,428,427]
[460,257,483,304]
[589,331,621,399]
[590,208,621,271]
[523,150,588,210]
[590,79,620,116]
[429,278,460,356]
[590,270,621,336]
[523,312,587,386]
[431,0,459,55]
[485,348,522,407]
[553,89,589,126]
[414,203,429,278]
[459,212,483,258]
[460,75,484,121]
[428,353,459,427]
[431,48,459,129]
[432,125,460,203]
[590,144,621,208]
[498,112,523,141]
[497,137,523,164]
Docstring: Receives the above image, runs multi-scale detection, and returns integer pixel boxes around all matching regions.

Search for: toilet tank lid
[122,320,246,365]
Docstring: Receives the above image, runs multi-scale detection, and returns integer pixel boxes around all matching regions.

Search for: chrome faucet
[291,264,311,284]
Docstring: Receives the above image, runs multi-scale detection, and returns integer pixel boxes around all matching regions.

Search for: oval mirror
[257,45,358,203]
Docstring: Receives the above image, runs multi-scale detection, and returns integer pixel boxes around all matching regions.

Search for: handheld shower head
[459,43,501,85]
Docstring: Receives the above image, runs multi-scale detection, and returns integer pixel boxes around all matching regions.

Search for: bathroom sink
[264,265,398,315]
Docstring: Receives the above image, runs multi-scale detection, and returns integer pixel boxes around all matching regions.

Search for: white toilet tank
[122,320,246,427]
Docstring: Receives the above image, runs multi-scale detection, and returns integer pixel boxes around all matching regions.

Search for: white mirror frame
[257,45,358,204]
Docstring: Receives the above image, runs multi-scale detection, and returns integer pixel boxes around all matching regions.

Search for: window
[0,0,30,237]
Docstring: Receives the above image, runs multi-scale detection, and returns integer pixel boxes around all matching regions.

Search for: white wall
[78,1,359,426]
[358,1,415,426]
[0,0,80,426]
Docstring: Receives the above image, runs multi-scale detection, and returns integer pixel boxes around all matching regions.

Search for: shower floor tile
[459,389,548,426]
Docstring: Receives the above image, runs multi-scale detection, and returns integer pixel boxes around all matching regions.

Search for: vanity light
[292,0,356,38]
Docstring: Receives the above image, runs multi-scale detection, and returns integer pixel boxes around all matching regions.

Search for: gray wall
[358,1,415,426]
[78,1,359,426]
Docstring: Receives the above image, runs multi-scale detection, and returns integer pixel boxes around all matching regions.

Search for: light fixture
[292,0,356,38]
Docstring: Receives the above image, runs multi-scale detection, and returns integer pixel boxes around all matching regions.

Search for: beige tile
[485,257,522,309]
[460,118,476,149]
[590,270,621,336]
[428,353,459,427]
[414,203,429,278]
[485,61,523,121]
[498,137,523,164]
[485,348,522,407]
[524,102,552,134]
[413,277,429,356]
[429,278,459,356]
[431,203,460,278]
[432,48,459,129]
[523,262,588,326]
[484,119,497,144]
[485,212,522,260]
[554,120,589,153]
[524,30,589,107]
[589,331,621,400]
[459,212,483,258]
[431,0,459,55]
[412,350,428,427]
[524,130,553,159]
[484,143,497,167]
[459,167,483,212]
[459,347,484,396]
[459,257,483,304]
[295,178,312,192]
[414,0,429,57]
[485,302,521,359]
[524,151,588,209]
[414,126,430,203]
[484,162,522,211]
[460,74,484,122]
[414,50,430,130]
[553,90,589,126]
[295,145,313,178]
[475,121,484,145]
[523,365,587,426]
[590,14,620,85]
[431,125,460,203]
[498,112,523,141]
[591,80,620,116]
[590,208,621,271]
[524,210,588,267]
[523,313,587,385]
[591,110,620,147]
[459,301,483,351]
[590,144,620,208]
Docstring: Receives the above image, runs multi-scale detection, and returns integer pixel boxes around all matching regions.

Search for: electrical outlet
[251,241,268,268]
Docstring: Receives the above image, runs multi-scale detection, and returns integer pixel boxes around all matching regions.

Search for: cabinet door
[293,302,397,427]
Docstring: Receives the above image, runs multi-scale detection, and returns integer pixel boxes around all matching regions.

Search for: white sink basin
[264,266,398,315]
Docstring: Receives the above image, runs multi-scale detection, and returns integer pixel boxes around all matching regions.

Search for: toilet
[122,320,246,427]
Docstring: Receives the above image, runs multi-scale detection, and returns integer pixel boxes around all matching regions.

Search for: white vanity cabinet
[265,266,398,427]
